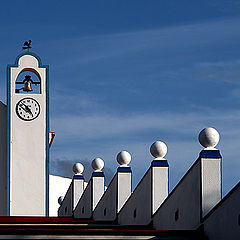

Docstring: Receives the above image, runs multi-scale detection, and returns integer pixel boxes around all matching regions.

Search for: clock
[16,97,40,121]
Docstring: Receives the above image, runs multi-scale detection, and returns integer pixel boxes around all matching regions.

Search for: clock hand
[19,103,28,113]
[20,102,33,117]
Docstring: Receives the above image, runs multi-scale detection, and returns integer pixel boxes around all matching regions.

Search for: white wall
[58,182,73,217]
[92,176,105,210]
[57,176,84,217]
[118,164,168,225]
[117,172,131,212]
[74,174,105,219]
[73,178,84,210]
[74,179,92,218]
[9,54,48,216]
[203,182,240,240]
[118,168,152,225]
[93,169,131,221]
[49,174,71,217]
[153,152,221,230]
[152,166,168,213]
[93,174,117,221]
[201,159,221,217]
[153,160,202,230]
[0,102,7,215]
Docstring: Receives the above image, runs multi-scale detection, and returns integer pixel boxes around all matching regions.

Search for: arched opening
[15,68,41,94]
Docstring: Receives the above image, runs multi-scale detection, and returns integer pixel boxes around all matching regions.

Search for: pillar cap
[150,141,167,160]
[92,158,104,171]
[58,196,64,205]
[198,127,220,149]
[73,162,84,175]
[117,150,131,167]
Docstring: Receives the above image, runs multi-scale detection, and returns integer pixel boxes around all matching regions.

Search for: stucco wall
[58,176,84,217]
[152,166,168,214]
[58,182,73,217]
[93,174,117,221]
[153,160,201,230]
[74,174,105,219]
[93,169,131,221]
[201,159,221,217]
[0,102,7,215]
[74,179,92,218]
[118,168,152,225]
[203,182,240,240]
[73,178,84,210]
[153,153,221,230]
[49,174,71,217]
[117,172,131,212]
[92,176,105,210]
[118,165,168,225]
[9,54,48,216]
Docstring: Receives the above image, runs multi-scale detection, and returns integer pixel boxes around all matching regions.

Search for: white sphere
[92,158,104,171]
[198,127,220,148]
[73,162,84,174]
[117,151,131,166]
[58,196,64,205]
[150,141,167,159]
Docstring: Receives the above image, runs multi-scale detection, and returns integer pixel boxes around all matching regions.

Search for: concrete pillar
[74,158,105,218]
[92,172,105,211]
[93,151,132,222]
[151,159,169,214]
[72,174,85,210]
[58,163,85,217]
[118,141,169,225]
[153,127,222,230]
[117,166,132,212]
[198,127,222,218]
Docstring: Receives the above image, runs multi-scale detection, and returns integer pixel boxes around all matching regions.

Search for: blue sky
[0,0,240,195]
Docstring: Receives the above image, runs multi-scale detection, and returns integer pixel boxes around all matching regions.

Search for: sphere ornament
[92,158,104,171]
[58,196,64,205]
[150,141,167,159]
[73,162,84,175]
[198,127,220,149]
[117,151,131,166]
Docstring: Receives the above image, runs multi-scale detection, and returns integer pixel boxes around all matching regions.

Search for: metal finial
[22,40,32,51]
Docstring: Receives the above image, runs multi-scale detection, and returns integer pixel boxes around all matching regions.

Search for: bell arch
[15,68,41,94]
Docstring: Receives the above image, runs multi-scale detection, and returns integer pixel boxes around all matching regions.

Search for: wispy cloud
[191,60,240,85]
[39,16,240,68]
[50,157,114,185]
[50,107,240,195]
[51,109,240,141]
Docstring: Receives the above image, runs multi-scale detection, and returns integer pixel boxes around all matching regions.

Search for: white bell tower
[6,52,49,216]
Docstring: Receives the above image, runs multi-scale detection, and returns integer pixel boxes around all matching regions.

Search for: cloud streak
[50,107,240,195]
[51,109,240,141]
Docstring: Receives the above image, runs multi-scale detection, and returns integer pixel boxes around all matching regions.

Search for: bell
[23,81,33,92]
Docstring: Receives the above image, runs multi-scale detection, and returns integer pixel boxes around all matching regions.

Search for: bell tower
[6,52,49,216]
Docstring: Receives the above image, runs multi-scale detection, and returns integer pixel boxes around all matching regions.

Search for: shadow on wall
[50,158,114,185]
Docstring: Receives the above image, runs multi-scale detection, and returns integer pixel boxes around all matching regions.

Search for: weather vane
[22,40,32,51]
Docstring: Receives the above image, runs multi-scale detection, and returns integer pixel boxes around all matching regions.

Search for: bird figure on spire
[22,40,32,51]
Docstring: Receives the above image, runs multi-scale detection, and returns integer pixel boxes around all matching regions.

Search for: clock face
[16,97,40,121]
